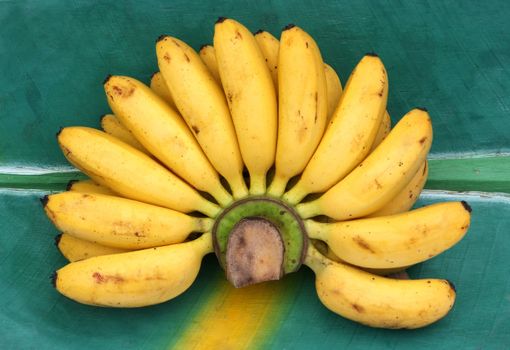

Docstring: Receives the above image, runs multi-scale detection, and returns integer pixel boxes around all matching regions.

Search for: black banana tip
[416,107,429,112]
[216,17,227,24]
[54,233,62,247]
[50,272,58,288]
[461,200,472,213]
[156,34,168,43]
[254,29,264,35]
[446,279,456,293]
[66,179,78,191]
[365,52,379,57]
[56,127,64,138]
[103,74,112,85]
[40,195,49,207]
[283,23,296,31]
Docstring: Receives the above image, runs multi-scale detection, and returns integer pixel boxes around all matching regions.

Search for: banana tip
[56,127,64,138]
[156,34,168,43]
[40,195,49,207]
[365,52,379,57]
[461,200,472,213]
[199,44,211,51]
[254,29,264,35]
[66,179,78,191]
[54,233,62,247]
[416,107,429,112]
[446,279,456,293]
[216,17,227,24]
[283,23,296,31]
[103,74,112,85]
[50,272,57,288]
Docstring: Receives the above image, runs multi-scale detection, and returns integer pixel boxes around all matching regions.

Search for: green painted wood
[1,0,510,169]
[2,155,509,194]
[426,156,510,193]
[1,190,508,349]
[2,0,510,349]
[0,172,85,191]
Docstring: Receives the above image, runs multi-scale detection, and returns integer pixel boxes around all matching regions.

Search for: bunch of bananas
[43,18,471,329]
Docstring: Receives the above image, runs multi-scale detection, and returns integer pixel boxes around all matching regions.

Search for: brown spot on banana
[353,236,375,254]
[92,272,124,284]
[352,303,365,313]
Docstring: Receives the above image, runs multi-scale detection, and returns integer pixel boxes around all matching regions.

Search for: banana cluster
[43,17,471,329]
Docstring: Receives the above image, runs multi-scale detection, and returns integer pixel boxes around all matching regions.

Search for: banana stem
[228,175,249,200]
[199,200,222,218]
[304,242,330,274]
[194,217,215,233]
[304,220,327,241]
[296,201,320,219]
[267,174,288,198]
[249,173,266,196]
[282,185,307,205]
[191,232,214,256]
[211,187,234,208]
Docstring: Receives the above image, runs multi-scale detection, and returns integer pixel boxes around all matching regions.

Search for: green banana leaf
[1,1,509,349]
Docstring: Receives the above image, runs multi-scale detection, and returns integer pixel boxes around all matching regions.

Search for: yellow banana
[149,71,176,109]
[214,18,277,195]
[368,160,428,217]
[324,63,343,122]
[100,114,149,154]
[57,127,220,217]
[67,179,116,196]
[306,201,471,268]
[284,55,388,204]
[305,244,456,328]
[56,233,129,262]
[297,108,432,220]
[105,75,232,207]
[53,232,212,307]
[268,24,328,197]
[198,45,221,84]
[254,30,279,90]
[312,240,409,276]
[156,35,248,199]
[43,191,213,249]
[371,111,391,151]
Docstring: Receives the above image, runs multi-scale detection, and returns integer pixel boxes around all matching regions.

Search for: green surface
[1,0,510,349]
[1,191,509,349]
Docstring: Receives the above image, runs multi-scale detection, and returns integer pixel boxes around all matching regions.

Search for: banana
[254,30,279,90]
[67,179,116,196]
[156,35,248,199]
[53,232,213,307]
[306,201,471,268]
[149,71,176,109]
[56,233,129,262]
[312,240,409,276]
[284,55,388,204]
[305,244,456,328]
[57,127,220,217]
[324,63,343,122]
[267,24,328,197]
[100,114,149,154]
[297,108,432,220]
[198,45,221,84]
[368,160,428,217]
[43,191,213,249]
[371,111,391,151]
[105,75,232,207]
[214,18,277,195]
